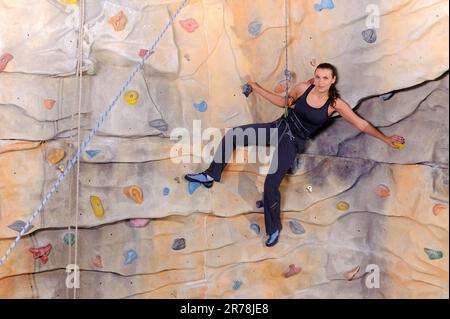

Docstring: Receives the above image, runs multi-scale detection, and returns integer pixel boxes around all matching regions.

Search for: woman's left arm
[334,99,405,148]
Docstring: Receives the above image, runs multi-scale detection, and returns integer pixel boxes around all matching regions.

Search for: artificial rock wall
[0,0,448,298]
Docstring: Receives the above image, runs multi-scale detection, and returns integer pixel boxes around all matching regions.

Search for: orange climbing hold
[92,255,103,268]
[375,184,390,198]
[179,18,199,33]
[283,264,302,278]
[433,203,447,216]
[123,185,144,204]
[344,265,360,281]
[108,11,127,32]
[44,99,56,110]
[0,53,13,73]
[47,148,65,165]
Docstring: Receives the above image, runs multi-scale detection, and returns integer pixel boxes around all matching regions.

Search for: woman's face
[314,68,336,93]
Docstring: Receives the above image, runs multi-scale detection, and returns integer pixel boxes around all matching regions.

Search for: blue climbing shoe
[265,230,280,247]
[184,172,214,188]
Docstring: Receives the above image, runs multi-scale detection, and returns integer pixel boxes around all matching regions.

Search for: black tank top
[285,84,330,138]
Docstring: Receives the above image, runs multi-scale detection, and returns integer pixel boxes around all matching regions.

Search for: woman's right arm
[248,82,305,108]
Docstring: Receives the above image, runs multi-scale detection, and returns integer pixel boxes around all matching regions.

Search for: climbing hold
[108,11,127,32]
[424,248,443,260]
[61,0,77,4]
[92,255,103,269]
[314,0,335,12]
[344,265,360,280]
[194,100,208,112]
[57,160,68,173]
[0,53,13,73]
[123,185,144,204]
[128,218,150,228]
[336,201,350,211]
[163,187,170,196]
[124,90,139,105]
[124,249,138,265]
[232,280,242,290]
[149,119,169,132]
[139,49,154,59]
[90,196,105,218]
[44,99,56,110]
[376,184,390,198]
[433,203,447,216]
[8,220,33,233]
[174,177,180,184]
[29,244,52,264]
[284,264,301,278]
[306,185,313,193]
[47,148,65,165]
[242,83,253,97]
[274,79,291,94]
[310,58,317,67]
[289,220,305,235]
[362,28,377,43]
[179,18,199,33]
[393,142,405,150]
[380,92,394,101]
[255,199,264,208]
[172,238,186,251]
[85,150,100,158]
[250,223,260,235]
[248,21,263,37]
[63,233,75,246]
[188,181,201,195]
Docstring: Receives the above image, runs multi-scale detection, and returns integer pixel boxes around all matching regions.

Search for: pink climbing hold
[29,244,52,264]
[283,264,302,278]
[139,49,154,59]
[0,53,13,73]
[179,18,199,33]
[375,184,390,198]
[128,218,150,228]
[433,203,447,216]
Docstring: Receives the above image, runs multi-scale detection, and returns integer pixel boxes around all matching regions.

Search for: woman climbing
[184,63,405,247]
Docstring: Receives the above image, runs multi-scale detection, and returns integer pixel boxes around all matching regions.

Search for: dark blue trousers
[204,120,306,235]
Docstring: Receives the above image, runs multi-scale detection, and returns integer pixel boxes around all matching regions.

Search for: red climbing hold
[283,264,301,278]
[139,49,154,59]
[179,18,199,33]
[29,244,52,264]
[0,53,13,73]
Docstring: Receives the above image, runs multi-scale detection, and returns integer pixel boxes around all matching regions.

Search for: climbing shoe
[265,230,280,247]
[184,172,214,188]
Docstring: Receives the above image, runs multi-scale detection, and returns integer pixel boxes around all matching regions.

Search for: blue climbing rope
[0,0,188,267]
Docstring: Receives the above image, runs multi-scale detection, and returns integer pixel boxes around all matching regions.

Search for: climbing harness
[0,0,189,267]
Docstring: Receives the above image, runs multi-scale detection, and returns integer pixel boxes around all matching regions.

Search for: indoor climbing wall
[0,0,448,298]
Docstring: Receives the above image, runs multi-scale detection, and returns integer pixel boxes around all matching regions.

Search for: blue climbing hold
[124,249,138,265]
[232,280,242,290]
[86,150,100,158]
[248,21,262,37]
[163,187,170,196]
[314,0,334,12]
[362,28,377,43]
[250,223,260,235]
[194,100,208,112]
[149,118,169,132]
[188,181,201,195]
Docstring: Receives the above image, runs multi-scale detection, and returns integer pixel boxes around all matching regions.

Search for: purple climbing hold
[242,83,253,97]
[172,238,186,251]
[188,181,201,195]
[289,220,305,235]
[194,100,208,112]
[86,150,100,158]
[248,21,262,37]
[163,187,170,196]
[149,118,168,132]
[124,249,138,265]
[8,220,33,233]
[380,92,394,101]
[314,0,335,12]
[362,28,377,43]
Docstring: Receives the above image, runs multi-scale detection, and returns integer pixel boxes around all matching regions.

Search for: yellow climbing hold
[393,142,405,150]
[336,201,349,211]
[123,185,144,204]
[90,196,105,218]
[47,148,65,165]
[61,0,78,4]
[124,91,139,105]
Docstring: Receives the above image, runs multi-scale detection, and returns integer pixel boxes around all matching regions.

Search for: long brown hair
[316,63,340,108]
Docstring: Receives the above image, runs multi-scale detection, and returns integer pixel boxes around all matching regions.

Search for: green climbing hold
[63,233,75,246]
[424,248,443,260]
